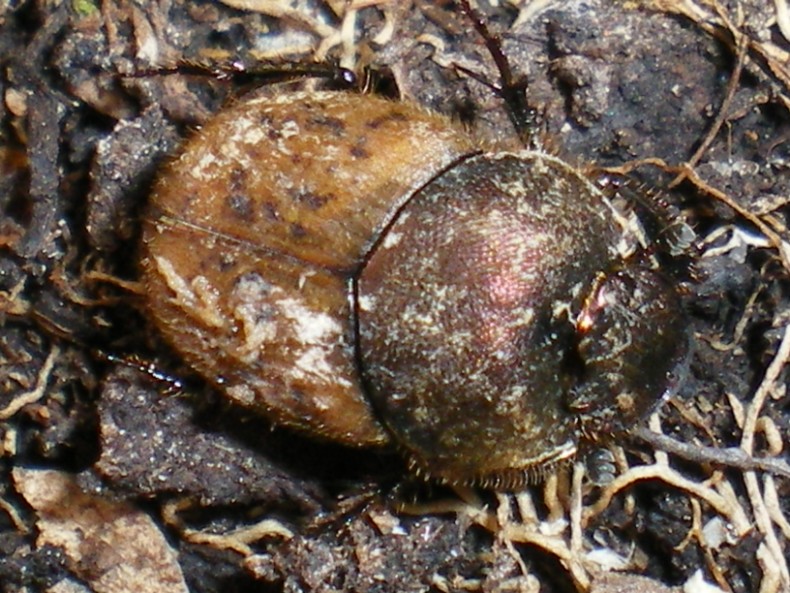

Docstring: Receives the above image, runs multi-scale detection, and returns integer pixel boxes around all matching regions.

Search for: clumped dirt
[0,1,788,593]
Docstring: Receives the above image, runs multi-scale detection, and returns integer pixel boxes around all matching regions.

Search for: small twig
[740,324,790,588]
[161,498,293,557]
[743,472,789,588]
[456,0,537,146]
[569,461,584,556]
[669,33,748,187]
[495,495,532,580]
[774,0,790,42]
[84,270,147,294]
[741,323,790,455]
[216,0,335,39]
[181,518,294,556]
[650,0,790,113]
[0,495,27,533]
[585,463,752,535]
[0,346,59,420]
[763,475,790,539]
[500,522,590,592]
[603,157,790,271]
[631,427,790,479]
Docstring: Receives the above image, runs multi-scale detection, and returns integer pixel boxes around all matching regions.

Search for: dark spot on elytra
[290,385,307,406]
[259,114,281,141]
[262,201,281,221]
[267,116,298,141]
[366,111,409,129]
[218,254,237,273]
[234,271,267,287]
[225,193,254,221]
[229,167,247,191]
[350,142,370,159]
[290,222,307,238]
[307,115,346,136]
[291,188,334,210]
[200,250,232,275]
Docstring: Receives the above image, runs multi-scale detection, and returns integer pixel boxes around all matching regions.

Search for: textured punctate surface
[358,152,639,485]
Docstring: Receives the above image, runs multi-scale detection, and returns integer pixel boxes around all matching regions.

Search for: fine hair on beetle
[139,0,696,489]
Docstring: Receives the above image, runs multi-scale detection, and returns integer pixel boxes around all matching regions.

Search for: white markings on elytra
[155,254,352,392]
[153,256,224,328]
[228,272,352,389]
[381,230,403,249]
[357,294,377,312]
[230,274,278,362]
[274,294,353,392]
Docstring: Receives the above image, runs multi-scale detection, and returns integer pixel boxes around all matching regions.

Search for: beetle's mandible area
[1,2,789,593]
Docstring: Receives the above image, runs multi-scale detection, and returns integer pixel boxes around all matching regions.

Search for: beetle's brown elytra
[142,92,475,447]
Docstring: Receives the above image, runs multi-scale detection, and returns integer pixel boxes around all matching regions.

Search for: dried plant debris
[0,1,788,592]
[12,467,189,593]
